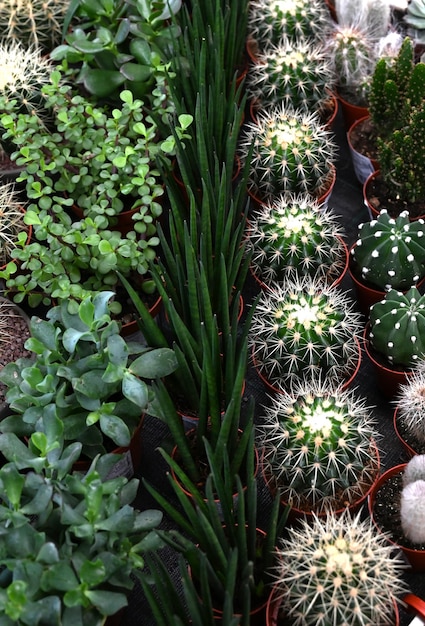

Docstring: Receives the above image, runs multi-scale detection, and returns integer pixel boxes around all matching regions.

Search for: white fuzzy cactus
[401,455,425,544]
[395,361,425,445]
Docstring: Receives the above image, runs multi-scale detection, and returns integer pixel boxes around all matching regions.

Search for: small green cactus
[247,38,335,113]
[247,193,347,287]
[274,509,408,626]
[0,182,27,267]
[258,379,380,512]
[401,455,425,545]
[240,105,337,202]
[369,286,425,368]
[351,209,425,291]
[0,0,69,51]
[396,362,425,445]
[250,276,362,390]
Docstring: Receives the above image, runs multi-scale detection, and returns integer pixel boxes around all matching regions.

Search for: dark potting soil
[349,117,379,161]
[395,413,425,455]
[0,311,31,404]
[366,176,425,220]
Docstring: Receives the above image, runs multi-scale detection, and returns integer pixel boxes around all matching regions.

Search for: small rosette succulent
[247,193,347,286]
[401,455,425,545]
[351,209,425,291]
[240,105,337,202]
[247,38,335,113]
[250,276,362,390]
[395,360,425,444]
[274,510,408,626]
[369,286,425,368]
[258,379,380,512]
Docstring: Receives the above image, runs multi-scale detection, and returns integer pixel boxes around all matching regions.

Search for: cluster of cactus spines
[0,0,69,51]
[258,379,380,512]
[247,0,331,50]
[274,509,408,626]
[369,286,425,368]
[247,193,347,286]
[335,0,391,39]
[401,454,425,545]
[0,182,27,267]
[396,360,425,443]
[250,276,362,390]
[351,209,425,291]
[247,38,335,113]
[240,105,337,202]
[0,298,22,348]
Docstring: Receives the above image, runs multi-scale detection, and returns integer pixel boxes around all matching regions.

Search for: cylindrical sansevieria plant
[240,105,337,203]
[250,276,362,391]
[0,0,69,52]
[247,193,347,287]
[257,379,380,514]
[271,510,408,626]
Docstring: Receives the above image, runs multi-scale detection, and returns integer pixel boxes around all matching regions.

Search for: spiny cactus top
[0,0,69,52]
[247,193,347,287]
[351,209,425,291]
[274,510,408,626]
[250,276,362,390]
[247,38,335,113]
[240,105,337,202]
[369,286,425,368]
[396,360,425,444]
[401,455,425,545]
[258,380,380,512]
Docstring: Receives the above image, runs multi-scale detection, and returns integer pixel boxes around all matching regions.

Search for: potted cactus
[249,276,362,392]
[0,182,31,269]
[349,209,425,314]
[257,378,381,518]
[393,360,425,456]
[0,0,69,52]
[267,509,408,625]
[246,193,348,289]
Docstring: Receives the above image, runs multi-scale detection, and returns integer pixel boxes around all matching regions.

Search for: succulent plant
[350,209,425,291]
[247,37,335,114]
[0,182,28,267]
[273,509,408,626]
[257,379,380,513]
[335,0,391,39]
[369,286,425,368]
[247,0,331,50]
[247,193,347,287]
[396,362,425,444]
[240,105,337,202]
[0,0,69,52]
[403,453,425,486]
[401,454,425,544]
[404,0,425,44]
[250,276,362,390]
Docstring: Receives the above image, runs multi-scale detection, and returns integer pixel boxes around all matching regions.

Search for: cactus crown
[0,0,69,51]
[396,361,425,444]
[369,286,425,368]
[351,209,425,291]
[258,379,380,512]
[0,183,27,267]
[240,105,337,202]
[247,38,335,113]
[247,193,347,287]
[250,276,362,390]
[247,0,331,50]
[400,454,425,545]
[274,510,408,626]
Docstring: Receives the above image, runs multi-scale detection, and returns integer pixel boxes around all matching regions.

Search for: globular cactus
[396,364,425,445]
[258,379,380,513]
[247,0,331,50]
[0,0,69,52]
[351,209,425,291]
[274,510,408,626]
[0,182,27,267]
[401,454,425,545]
[240,104,337,202]
[247,37,335,114]
[369,286,425,368]
[247,193,347,287]
[403,453,425,486]
[335,0,391,39]
[250,276,362,390]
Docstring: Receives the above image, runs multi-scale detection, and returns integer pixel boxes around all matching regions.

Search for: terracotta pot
[368,463,425,573]
[119,291,162,337]
[347,116,379,185]
[246,37,259,63]
[337,93,369,132]
[393,407,418,458]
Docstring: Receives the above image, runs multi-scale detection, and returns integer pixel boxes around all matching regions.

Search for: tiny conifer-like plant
[273,510,408,626]
[0,0,69,51]
[0,182,27,267]
[395,360,425,446]
[257,379,380,513]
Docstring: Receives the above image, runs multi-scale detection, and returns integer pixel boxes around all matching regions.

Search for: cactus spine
[0,183,27,267]
[401,455,425,545]
[396,361,425,445]
[0,0,69,52]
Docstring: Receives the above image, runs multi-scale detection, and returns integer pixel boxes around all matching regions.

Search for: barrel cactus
[250,276,362,390]
[247,37,335,114]
[369,286,425,368]
[247,193,347,287]
[258,379,380,513]
[274,510,408,626]
[240,105,337,202]
[401,455,425,545]
[395,360,425,445]
[351,209,425,291]
[0,0,69,52]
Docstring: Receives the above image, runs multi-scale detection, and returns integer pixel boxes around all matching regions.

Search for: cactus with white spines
[395,361,425,445]
[258,379,380,513]
[240,105,337,202]
[0,182,27,267]
[369,286,425,368]
[250,276,362,390]
[0,0,69,52]
[247,37,335,114]
[247,193,347,287]
[273,510,408,626]
[401,454,425,545]
[351,209,425,291]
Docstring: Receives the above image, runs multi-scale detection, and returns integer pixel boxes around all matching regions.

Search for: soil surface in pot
[349,117,379,161]
[395,413,425,455]
[0,308,31,404]
[366,175,425,220]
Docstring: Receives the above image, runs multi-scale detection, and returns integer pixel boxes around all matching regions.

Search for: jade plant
[0,291,178,461]
[257,379,380,514]
[350,209,425,291]
[395,360,425,446]
[401,454,425,545]
[273,509,408,626]
[240,104,337,202]
[249,276,362,390]
[0,0,69,52]
[247,193,347,287]
[0,182,28,268]
[369,286,425,368]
